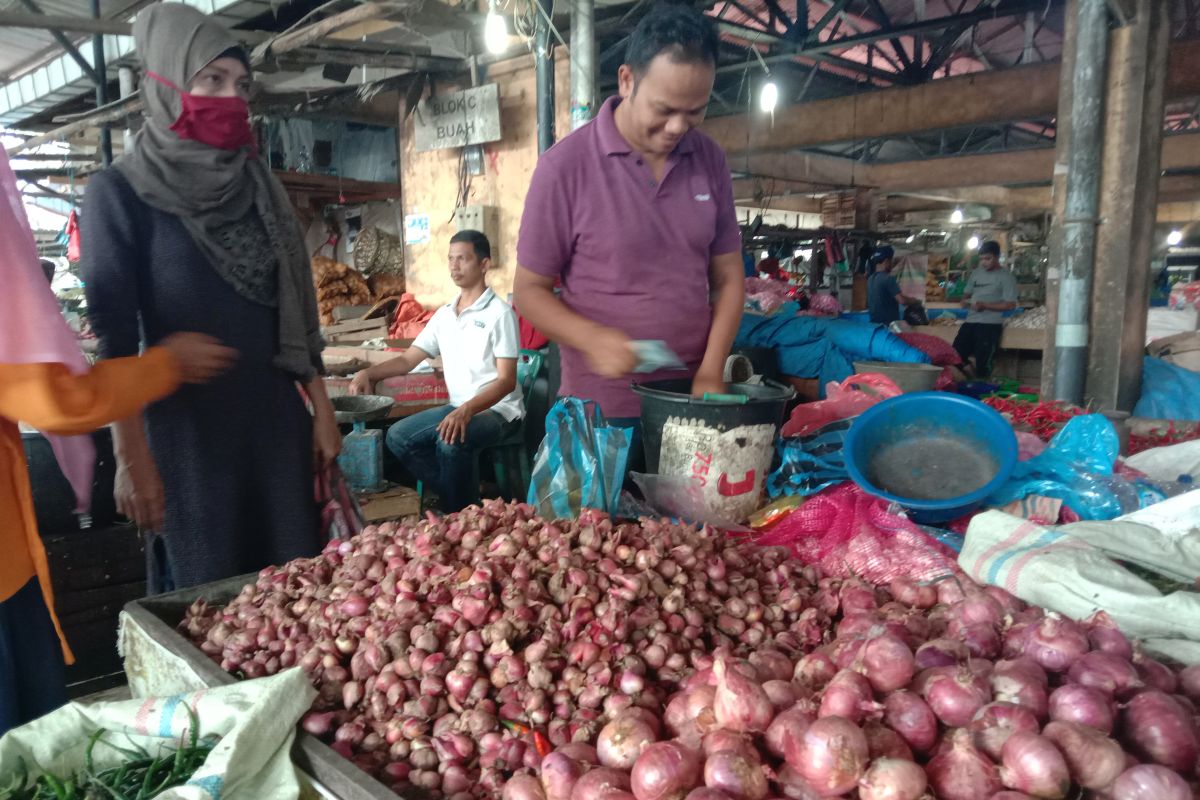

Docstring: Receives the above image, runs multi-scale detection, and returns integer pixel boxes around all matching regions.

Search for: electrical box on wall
[454,205,501,265]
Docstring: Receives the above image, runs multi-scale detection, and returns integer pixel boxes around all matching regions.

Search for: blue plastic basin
[844,392,1018,523]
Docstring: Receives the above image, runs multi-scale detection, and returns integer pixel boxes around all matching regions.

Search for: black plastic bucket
[632,379,796,474]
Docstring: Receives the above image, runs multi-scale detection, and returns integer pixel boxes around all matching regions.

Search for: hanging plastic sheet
[528,398,632,519]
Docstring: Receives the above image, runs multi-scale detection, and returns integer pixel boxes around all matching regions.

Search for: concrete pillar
[1085,0,1169,411]
[1040,0,1077,397]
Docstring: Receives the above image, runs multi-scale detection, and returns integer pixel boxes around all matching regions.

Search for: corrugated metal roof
[0,0,267,126]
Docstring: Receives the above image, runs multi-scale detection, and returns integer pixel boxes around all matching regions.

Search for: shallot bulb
[1132,651,1179,694]
[788,716,868,798]
[1180,663,1200,703]
[540,753,585,800]
[1119,690,1199,772]
[1048,684,1114,733]
[1109,764,1194,800]
[632,742,703,800]
[857,632,916,693]
[998,732,1070,800]
[863,721,913,761]
[882,691,938,754]
[914,639,969,671]
[713,657,774,733]
[924,729,1001,800]
[857,758,927,800]
[1086,611,1133,660]
[888,578,937,609]
[818,669,876,723]
[921,666,991,728]
[793,652,837,690]
[764,706,815,761]
[703,750,767,800]
[969,702,1040,761]
[1021,614,1089,673]
[703,731,759,763]
[598,710,658,770]
[1066,652,1141,698]
[571,769,632,800]
[1041,720,1125,790]
[505,774,548,800]
[991,658,1050,720]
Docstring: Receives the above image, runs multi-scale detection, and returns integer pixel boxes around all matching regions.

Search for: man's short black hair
[624,3,720,76]
[449,229,491,262]
[979,240,1001,258]
[40,259,56,284]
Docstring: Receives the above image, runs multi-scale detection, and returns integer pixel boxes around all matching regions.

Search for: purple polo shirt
[517,96,742,418]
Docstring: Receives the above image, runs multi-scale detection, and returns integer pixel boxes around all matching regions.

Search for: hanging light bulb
[485,5,508,55]
[950,208,965,224]
[759,80,778,113]
[967,235,980,250]
[1168,229,1183,246]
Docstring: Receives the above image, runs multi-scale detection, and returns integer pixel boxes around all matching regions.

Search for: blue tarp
[736,305,931,396]
[1133,356,1200,421]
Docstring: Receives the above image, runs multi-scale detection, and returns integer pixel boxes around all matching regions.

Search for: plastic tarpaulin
[1133,356,1200,421]
[736,307,930,396]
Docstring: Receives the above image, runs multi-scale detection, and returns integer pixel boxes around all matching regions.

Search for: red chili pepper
[501,719,530,735]
[533,730,553,758]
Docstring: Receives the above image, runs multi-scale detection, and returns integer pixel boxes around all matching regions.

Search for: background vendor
[513,3,745,449]
[349,231,524,512]
[954,240,1018,378]
[867,245,922,325]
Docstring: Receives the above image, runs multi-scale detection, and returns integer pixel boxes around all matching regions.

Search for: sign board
[404,214,431,246]
[413,84,502,153]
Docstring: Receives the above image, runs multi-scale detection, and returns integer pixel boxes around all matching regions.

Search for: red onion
[1048,684,1114,733]
[863,721,913,761]
[989,793,1035,799]
[969,702,1040,761]
[921,666,991,728]
[762,680,797,711]
[506,774,549,800]
[685,791,735,800]
[703,750,767,800]
[883,691,938,754]
[857,758,927,800]
[772,765,822,800]
[765,706,815,761]
[713,656,774,733]
[858,632,915,693]
[1086,612,1133,661]
[1119,690,1199,772]
[632,742,703,800]
[925,729,1001,800]
[572,769,633,800]
[937,578,967,606]
[1110,765,1194,800]
[1132,652,1179,694]
[888,578,937,609]
[1041,720,1125,790]
[915,638,969,671]
[1181,664,1200,703]
[541,753,586,800]
[1068,652,1142,698]
[788,716,868,797]
[750,649,795,682]
[991,659,1050,720]
[984,585,1025,614]
[1021,615,1090,673]
[558,743,600,765]
[998,732,1070,799]
[818,669,876,723]
[703,731,759,763]
[949,594,1005,629]
[793,652,837,690]
[597,711,658,770]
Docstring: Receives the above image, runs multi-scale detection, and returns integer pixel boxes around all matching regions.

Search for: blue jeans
[385,406,517,512]
[0,578,68,736]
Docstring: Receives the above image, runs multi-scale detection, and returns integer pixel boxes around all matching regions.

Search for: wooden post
[1085,0,1169,410]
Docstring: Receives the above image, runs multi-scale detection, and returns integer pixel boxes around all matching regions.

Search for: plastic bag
[987,415,1145,520]
[780,373,902,438]
[630,472,752,531]
[315,463,364,541]
[1133,356,1200,421]
[754,483,957,584]
[528,397,632,519]
[769,417,854,498]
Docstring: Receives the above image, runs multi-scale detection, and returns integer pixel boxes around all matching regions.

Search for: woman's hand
[115,451,166,531]
[160,332,238,383]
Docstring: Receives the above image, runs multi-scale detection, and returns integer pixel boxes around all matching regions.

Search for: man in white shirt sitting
[349,230,524,511]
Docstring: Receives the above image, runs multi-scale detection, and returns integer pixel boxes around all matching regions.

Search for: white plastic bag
[0,669,316,799]
[1124,439,1200,485]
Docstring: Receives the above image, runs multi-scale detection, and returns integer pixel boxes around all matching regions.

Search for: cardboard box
[358,485,420,523]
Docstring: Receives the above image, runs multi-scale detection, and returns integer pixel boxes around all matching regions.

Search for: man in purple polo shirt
[514,3,744,438]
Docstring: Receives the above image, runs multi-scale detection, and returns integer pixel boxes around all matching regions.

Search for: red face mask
[146,70,258,155]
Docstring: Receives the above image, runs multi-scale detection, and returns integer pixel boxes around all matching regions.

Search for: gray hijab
[115,2,322,380]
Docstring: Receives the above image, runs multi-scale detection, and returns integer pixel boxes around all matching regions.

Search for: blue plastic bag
[987,415,1138,520]
[527,397,632,519]
[767,417,853,498]
[1133,356,1200,421]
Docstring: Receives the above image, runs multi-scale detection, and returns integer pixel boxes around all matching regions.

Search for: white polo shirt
[412,288,525,422]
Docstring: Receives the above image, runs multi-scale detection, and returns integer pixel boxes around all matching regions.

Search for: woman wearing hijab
[0,147,234,734]
[82,3,341,592]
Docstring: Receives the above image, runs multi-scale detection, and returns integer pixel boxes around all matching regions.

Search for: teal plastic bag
[527,397,632,519]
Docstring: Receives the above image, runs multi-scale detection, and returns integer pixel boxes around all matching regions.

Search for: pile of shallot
[178,500,1200,800]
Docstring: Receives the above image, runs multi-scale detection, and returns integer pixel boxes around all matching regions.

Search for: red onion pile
[178,500,1200,799]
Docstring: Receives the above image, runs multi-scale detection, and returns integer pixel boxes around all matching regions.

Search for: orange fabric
[388,293,434,340]
[0,348,180,662]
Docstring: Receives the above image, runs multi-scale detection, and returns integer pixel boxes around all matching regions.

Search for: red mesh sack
[753,483,957,584]
[898,331,962,367]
